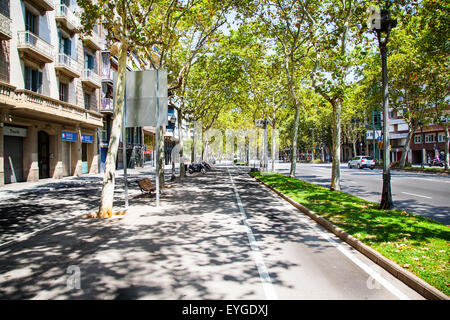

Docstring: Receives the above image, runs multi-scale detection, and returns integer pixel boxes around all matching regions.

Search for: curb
[251,174,449,301]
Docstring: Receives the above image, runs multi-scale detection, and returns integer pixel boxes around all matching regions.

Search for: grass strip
[251,172,450,296]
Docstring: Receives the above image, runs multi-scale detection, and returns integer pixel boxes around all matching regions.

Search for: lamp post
[368,2,397,210]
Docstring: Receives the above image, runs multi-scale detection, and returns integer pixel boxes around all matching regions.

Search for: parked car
[348,156,375,170]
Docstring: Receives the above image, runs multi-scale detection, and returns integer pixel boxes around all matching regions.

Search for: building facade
[0,0,103,186]
[410,123,449,164]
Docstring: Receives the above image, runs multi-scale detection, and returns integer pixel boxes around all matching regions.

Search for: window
[425,134,436,143]
[59,34,72,56]
[25,66,42,93]
[101,119,108,141]
[414,135,421,144]
[25,10,37,34]
[84,93,90,110]
[438,133,445,142]
[84,51,95,70]
[59,82,68,102]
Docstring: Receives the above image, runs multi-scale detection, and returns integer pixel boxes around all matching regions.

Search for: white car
[348,156,375,170]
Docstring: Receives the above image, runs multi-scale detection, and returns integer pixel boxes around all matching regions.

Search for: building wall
[1,0,103,186]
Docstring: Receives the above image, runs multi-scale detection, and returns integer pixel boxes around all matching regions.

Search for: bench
[136,178,157,195]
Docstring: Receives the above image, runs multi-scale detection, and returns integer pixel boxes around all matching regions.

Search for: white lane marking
[411,178,450,183]
[298,217,410,300]
[401,192,432,199]
[227,168,278,300]
[256,171,410,300]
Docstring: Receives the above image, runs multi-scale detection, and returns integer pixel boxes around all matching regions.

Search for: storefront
[3,125,27,184]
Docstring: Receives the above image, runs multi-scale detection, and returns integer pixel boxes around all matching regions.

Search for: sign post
[123,86,129,208]
[121,69,168,208]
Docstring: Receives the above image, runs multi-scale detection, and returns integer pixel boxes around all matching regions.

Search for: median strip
[250,172,449,300]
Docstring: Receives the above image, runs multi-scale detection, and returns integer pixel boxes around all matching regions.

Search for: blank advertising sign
[124,70,168,128]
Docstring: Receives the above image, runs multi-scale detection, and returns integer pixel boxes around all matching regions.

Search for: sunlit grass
[252,172,450,296]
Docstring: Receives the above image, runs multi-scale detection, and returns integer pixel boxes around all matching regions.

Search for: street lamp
[368,2,397,210]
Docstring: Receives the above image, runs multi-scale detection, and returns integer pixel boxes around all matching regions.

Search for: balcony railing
[0,12,12,40]
[55,53,81,78]
[81,69,101,89]
[0,81,15,106]
[100,97,114,113]
[55,4,80,33]
[102,68,114,83]
[14,89,102,127]
[17,30,54,64]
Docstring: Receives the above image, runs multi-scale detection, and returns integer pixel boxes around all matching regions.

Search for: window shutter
[25,67,31,90]
[37,71,43,94]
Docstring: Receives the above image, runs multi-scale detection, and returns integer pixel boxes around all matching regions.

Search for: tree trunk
[352,141,356,158]
[271,115,276,172]
[330,99,341,191]
[399,125,415,167]
[98,40,128,218]
[178,109,186,177]
[191,124,196,163]
[290,103,300,177]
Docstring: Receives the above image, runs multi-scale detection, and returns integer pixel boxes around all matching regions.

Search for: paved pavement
[0,166,164,245]
[0,165,424,299]
[274,162,450,225]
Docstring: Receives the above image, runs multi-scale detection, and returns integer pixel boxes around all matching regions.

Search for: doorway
[4,136,23,184]
[38,130,50,179]
[82,142,88,173]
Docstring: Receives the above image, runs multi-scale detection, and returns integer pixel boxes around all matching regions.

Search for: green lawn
[251,172,450,296]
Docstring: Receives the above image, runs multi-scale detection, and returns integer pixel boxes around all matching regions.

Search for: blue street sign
[81,134,93,143]
[62,131,77,142]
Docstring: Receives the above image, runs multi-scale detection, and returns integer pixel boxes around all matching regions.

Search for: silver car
[348,156,375,170]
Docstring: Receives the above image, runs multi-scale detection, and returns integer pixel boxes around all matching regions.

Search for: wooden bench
[136,178,157,195]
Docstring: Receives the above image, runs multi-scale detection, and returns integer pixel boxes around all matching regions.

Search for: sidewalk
[0,167,267,299]
[0,165,173,245]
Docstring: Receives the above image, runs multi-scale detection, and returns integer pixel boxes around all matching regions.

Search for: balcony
[13,89,103,128]
[81,69,101,90]
[55,53,81,79]
[0,80,16,107]
[17,31,54,66]
[23,0,54,15]
[83,32,102,52]
[102,68,114,84]
[100,97,114,113]
[55,4,80,35]
[0,12,11,40]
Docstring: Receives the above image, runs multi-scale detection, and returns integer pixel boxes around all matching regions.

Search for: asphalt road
[0,166,424,299]
[274,162,450,225]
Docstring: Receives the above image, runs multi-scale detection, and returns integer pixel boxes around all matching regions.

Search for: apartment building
[409,116,450,164]
[0,0,103,186]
